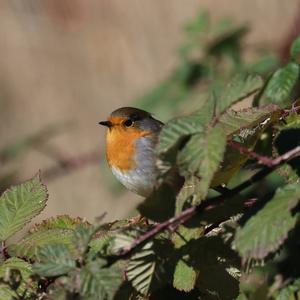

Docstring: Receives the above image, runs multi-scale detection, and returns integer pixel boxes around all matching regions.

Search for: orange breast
[106,124,151,172]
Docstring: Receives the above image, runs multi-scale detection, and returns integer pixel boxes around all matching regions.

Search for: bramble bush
[0,11,300,300]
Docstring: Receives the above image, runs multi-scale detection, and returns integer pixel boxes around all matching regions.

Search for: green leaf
[0,257,33,297]
[172,225,204,248]
[217,104,281,137]
[30,215,90,232]
[0,173,48,241]
[173,260,197,292]
[262,62,299,107]
[234,183,300,259]
[0,286,16,300]
[184,10,209,36]
[177,126,226,202]
[290,35,300,61]
[8,228,74,260]
[126,241,156,296]
[156,115,203,154]
[173,259,197,292]
[79,259,122,300]
[156,99,215,157]
[211,105,282,187]
[216,74,263,115]
[275,278,300,300]
[88,232,114,258]
[33,244,76,277]
[73,224,101,257]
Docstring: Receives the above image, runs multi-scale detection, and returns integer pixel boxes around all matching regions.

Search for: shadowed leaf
[234,183,300,259]
[33,244,76,277]
[79,259,122,300]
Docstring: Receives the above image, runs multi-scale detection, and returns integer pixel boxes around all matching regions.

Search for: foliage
[0,11,300,300]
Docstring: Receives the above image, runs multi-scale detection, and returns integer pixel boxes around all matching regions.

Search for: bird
[99,107,164,197]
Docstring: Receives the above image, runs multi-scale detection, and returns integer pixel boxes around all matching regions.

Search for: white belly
[111,166,157,197]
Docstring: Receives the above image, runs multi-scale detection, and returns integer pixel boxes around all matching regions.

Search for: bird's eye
[123,119,133,127]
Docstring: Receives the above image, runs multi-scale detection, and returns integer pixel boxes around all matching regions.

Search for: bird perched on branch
[99,107,164,197]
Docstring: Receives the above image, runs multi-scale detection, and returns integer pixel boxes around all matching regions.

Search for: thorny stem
[110,145,300,260]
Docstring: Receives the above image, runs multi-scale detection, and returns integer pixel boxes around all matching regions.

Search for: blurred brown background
[0,0,299,223]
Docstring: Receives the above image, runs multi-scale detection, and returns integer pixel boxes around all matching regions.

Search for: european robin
[99,107,164,197]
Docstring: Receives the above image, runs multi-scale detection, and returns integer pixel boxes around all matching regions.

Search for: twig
[111,145,300,259]
[228,140,274,167]
[116,206,196,256]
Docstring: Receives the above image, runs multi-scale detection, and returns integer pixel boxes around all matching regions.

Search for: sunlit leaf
[177,126,226,202]
[156,98,215,157]
[216,74,263,115]
[173,259,197,292]
[8,228,74,260]
[0,173,48,241]
[0,257,33,297]
[30,215,90,232]
[126,241,156,296]
[217,104,281,137]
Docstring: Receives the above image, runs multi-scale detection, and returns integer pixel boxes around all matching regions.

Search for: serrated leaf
[290,35,300,61]
[73,224,101,257]
[157,100,214,165]
[262,62,299,107]
[8,228,74,260]
[234,183,300,259]
[156,99,215,156]
[126,241,156,296]
[211,105,281,187]
[0,257,33,297]
[173,259,197,292]
[177,126,226,202]
[88,232,114,258]
[79,259,122,300]
[218,104,281,137]
[30,215,90,233]
[0,173,48,241]
[33,244,76,277]
[216,74,263,115]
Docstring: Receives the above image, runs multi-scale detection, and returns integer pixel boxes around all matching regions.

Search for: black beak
[98,121,112,127]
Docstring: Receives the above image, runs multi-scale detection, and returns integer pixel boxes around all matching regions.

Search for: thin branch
[228,140,274,167]
[111,145,300,259]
